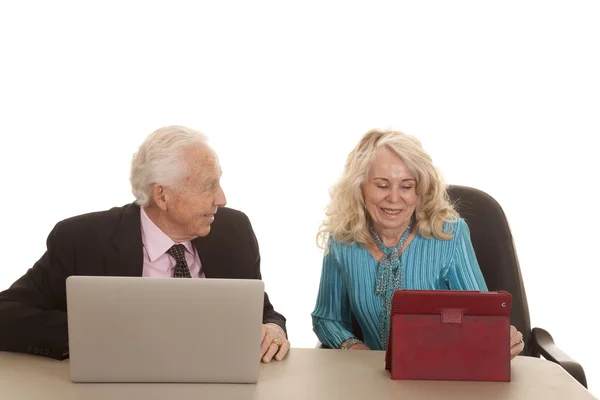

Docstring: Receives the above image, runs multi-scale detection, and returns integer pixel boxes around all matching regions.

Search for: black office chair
[447,185,586,388]
[317,185,587,388]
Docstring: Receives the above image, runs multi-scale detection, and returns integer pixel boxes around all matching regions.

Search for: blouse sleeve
[311,240,356,348]
[446,219,489,291]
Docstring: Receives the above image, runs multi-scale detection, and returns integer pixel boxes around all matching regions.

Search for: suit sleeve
[0,222,71,359]
[243,214,287,335]
[446,219,488,291]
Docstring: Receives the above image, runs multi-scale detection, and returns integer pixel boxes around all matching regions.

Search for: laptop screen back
[66,276,264,383]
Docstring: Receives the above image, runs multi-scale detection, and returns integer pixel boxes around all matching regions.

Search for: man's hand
[260,323,290,363]
[510,325,525,360]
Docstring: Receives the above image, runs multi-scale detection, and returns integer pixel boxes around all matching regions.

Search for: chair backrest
[447,185,532,355]
[349,185,533,355]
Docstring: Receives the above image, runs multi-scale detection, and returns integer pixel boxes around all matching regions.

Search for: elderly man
[0,125,289,363]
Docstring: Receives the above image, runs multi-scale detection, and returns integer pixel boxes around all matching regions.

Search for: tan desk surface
[0,348,595,400]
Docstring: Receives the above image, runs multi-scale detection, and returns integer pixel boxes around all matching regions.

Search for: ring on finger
[272,338,282,347]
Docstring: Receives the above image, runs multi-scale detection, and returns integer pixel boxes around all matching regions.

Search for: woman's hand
[510,325,525,359]
[349,343,370,350]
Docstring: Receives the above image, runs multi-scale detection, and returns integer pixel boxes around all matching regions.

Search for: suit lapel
[194,236,217,278]
[105,203,144,277]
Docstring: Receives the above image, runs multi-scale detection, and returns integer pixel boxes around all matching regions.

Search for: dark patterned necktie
[167,244,192,278]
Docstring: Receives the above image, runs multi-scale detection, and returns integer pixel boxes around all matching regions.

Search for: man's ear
[150,184,168,211]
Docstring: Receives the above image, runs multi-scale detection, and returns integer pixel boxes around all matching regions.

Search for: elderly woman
[312,128,524,359]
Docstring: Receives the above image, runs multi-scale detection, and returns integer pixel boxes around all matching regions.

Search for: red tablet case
[385,290,512,382]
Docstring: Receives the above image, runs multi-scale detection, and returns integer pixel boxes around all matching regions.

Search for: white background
[1,0,598,392]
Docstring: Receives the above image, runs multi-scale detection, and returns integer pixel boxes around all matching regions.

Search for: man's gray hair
[130,125,210,207]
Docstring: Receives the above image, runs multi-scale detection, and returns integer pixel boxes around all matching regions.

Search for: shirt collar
[140,207,195,262]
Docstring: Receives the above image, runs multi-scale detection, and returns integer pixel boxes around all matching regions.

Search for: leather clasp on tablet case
[440,308,465,324]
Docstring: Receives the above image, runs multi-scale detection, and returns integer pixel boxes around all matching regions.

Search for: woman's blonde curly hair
[317,128,458,250]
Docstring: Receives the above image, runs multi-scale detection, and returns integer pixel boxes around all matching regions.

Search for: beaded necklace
[369,219,413,348]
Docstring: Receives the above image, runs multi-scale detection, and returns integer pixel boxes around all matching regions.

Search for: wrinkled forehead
[182,145,222,181]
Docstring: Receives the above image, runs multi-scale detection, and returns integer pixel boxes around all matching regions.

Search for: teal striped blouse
[311,218,488,350]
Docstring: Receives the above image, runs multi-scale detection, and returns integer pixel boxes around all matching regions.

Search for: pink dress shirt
[140,207,205,278]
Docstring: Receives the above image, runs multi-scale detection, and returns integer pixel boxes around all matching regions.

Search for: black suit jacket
[0,203,286,360]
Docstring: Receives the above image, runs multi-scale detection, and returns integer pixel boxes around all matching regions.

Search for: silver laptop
[66,276,264,383]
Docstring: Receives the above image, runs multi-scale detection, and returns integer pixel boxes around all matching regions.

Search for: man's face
[162,146,227,241]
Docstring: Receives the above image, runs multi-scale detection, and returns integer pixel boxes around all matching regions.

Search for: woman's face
[362,146,418,239]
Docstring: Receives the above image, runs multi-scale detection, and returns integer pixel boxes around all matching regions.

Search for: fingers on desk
[274,340,290,361]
